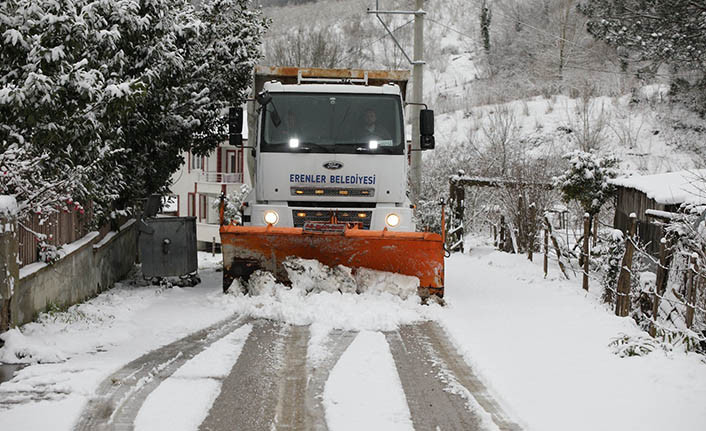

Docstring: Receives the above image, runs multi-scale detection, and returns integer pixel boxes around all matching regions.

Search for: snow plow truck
[220,66,445,298]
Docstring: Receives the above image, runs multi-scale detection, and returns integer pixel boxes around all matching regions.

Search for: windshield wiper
[296,142,331,152]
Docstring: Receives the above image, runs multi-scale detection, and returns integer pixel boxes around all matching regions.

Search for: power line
[337,18,415,66]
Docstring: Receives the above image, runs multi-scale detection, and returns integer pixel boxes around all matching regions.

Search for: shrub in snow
[609,333,657,358]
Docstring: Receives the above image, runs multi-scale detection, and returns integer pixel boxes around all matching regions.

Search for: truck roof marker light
[296,212,307,217]
[289,138,300,148]
[361,190,370,195]
[315,189,324,195]
[295,189,304,195]
[369,140,379,149]
[358,213,367,218]
[339,190,349,195]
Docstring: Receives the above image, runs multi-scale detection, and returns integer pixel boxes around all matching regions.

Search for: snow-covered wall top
[0,195,18,217]
[610,170,706,205]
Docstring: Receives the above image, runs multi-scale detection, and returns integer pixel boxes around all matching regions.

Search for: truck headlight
[385,213,400,228]
[264,210,279,225]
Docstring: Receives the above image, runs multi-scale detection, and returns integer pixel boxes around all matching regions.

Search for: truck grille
[292,210,373,229]
[290,187,375,197]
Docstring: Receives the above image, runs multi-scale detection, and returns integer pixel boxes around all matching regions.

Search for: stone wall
[8,220,137,326]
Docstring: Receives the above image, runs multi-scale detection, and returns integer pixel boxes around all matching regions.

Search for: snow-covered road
[1,245,705,430]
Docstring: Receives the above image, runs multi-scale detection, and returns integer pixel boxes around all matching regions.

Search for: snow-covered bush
[594,228,624,304]
[554,150,619,217]
[217,184,252,225]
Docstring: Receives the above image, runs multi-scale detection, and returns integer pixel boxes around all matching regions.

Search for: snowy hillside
[260,0,706,179]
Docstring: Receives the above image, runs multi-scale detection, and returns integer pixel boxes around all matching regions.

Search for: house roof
[610,169,706,205]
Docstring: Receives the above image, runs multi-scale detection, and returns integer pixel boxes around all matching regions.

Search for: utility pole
[410,0,424,202]
[368,0,426,203]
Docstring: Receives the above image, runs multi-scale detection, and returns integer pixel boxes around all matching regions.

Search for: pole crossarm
[367,9,426,15]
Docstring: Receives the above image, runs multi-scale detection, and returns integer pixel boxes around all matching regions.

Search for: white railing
[199,172,243,184]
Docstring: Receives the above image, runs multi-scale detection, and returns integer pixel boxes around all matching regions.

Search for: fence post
[685,253,698,329]
[528,203,536,261]
[499,214,506,251]
[582,213,590,291]
[1,198,19,332]
[543,214,569,280]
[615,214,637,317]
[649,237,672,337]
[543,228,549,278]
[493,224,498,247]
[447,175,465,253]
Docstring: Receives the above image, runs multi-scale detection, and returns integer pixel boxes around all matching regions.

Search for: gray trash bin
[139,216,197,277]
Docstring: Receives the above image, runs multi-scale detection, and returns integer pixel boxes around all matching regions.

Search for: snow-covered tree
[1,0,267,225]
[553,150,619,217]
[580,0,706,68]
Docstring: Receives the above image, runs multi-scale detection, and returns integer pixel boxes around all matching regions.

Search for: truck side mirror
[420,109,435,150]
[229,107,243,147]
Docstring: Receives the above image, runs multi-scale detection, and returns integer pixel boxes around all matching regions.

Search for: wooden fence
[16,202,110,268]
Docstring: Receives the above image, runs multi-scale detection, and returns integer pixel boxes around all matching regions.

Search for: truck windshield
[261,93,404,154]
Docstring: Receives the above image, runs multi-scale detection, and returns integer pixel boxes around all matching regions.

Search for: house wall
[10,221,137,326]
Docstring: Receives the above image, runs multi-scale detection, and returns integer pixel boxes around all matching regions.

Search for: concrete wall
[10,221,137,326]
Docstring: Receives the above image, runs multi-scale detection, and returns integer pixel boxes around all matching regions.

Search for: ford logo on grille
[323,161,343,170]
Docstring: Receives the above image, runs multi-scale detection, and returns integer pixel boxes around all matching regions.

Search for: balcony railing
[199,172,243,184]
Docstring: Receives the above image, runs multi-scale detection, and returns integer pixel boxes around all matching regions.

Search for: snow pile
[0,328,67,364]
[283,258,357,294]
[224,258,431,332]
[355,268,418,299]
[323,331,414,431]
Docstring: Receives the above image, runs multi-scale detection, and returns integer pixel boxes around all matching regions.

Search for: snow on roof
[0,195,17,217]
[610,170,706,205]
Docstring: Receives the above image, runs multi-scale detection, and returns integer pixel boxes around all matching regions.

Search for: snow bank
[323,331,414,431]
[0,328,67,364]
[439,240,706,431]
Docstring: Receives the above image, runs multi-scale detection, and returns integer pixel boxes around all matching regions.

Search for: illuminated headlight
[289,138,300,148]
[385,213,400,228]
[264,210,279,225]
[369,140,379,149]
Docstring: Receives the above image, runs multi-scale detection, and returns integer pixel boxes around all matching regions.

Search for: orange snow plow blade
[220,225,445,298]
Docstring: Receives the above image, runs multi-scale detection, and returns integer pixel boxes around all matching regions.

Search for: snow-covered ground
[1,247,705,430]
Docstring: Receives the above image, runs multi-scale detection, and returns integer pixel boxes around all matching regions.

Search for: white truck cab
[232,66,434,233]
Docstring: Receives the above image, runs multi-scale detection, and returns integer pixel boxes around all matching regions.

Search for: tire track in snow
[387,321,523,431]
[75,314,249,431]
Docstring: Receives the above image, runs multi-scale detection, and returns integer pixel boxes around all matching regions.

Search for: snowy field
[1,247,705,430]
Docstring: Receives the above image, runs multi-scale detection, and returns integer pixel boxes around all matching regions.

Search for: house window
[226,149,243,174]
[187,193,195,217]
[192,153,204,170]
[199,195,207,221]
